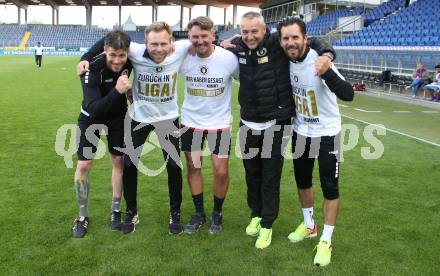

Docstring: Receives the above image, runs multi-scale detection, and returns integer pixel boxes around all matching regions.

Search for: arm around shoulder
[321,68,354,101]
[308,37,336,61]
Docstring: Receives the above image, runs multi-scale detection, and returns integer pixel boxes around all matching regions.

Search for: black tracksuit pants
[239,119,291,228]
[35,55,42,67]
[123,118,182,214]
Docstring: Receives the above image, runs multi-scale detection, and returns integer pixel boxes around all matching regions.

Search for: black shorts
[180,125,231,156]
[77,117,124,161]
[292,131,341,200]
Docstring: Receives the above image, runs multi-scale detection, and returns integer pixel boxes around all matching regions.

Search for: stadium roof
[5,0,266,9]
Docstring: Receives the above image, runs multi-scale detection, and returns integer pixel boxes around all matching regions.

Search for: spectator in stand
[406,64,429,98]
[423,65,440,101]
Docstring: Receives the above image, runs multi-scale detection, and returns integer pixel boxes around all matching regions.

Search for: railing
[334,63,416,76]
[321,15,364,45]
[335,48,440,74]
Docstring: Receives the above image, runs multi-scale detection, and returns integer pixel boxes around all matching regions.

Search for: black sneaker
[109,211,123,231]
[184,212,206,234]
[209,211,223,234]
[169,211,183,235]
[72,216,89,238]
[121,210,139,234]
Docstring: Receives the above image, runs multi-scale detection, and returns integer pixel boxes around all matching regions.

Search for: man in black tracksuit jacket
[72,31,133,238]
[221,12,336,249]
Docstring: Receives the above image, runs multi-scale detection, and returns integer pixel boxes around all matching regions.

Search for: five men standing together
[74,13,353,267]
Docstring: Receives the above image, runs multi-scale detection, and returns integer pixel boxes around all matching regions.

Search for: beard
[287,43,305,59]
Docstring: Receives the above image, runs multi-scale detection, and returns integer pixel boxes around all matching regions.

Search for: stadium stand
[217,28,241,41]
[307,6,364,36]
[26,25,111,48]
[237,0,440,99]
[336,0,440,47]
[1,0,439,100]
[0,24,27,47]
[362,0,405,27]
[126,30,144,44]
[332,0,440,97]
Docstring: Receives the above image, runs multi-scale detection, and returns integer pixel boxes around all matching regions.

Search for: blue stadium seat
[334,0,440,47]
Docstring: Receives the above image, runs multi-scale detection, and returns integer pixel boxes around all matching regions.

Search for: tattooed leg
[75,160,92,217]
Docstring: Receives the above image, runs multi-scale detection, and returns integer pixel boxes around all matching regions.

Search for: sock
[302,207,315,229]
[321,224,335,245]
[192,193,204,214]
[112,197,121,212]
[74,176,89,217]
[213,195,225,213]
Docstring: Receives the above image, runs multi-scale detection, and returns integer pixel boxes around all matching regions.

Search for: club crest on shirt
[200,66,208,75]
[257,56,268,64]
[121,69,129,76]
[257,48,267,57]
[155,66,163,73]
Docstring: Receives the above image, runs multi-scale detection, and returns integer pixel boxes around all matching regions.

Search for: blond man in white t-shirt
[77,22,191,236]
[180,16,239,234]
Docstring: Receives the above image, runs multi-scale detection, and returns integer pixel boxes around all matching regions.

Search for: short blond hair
[145,21,172,40]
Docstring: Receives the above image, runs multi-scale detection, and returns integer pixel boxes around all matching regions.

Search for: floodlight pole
[223,7,226,25]
[119,5,122,27]
[10,0,28,24]
[85,7,92,27]
[44,0,59,25]
[232,4,237,28]
[118,0,122,27]
[82,0,92,27]
[151,6,155,22]
[152,6,158,21]
[180,5,184,30]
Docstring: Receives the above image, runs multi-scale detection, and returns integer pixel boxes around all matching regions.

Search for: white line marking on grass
[421,111,439,114]
[342,114,440,147]
[393,111,411,113]
[339,104,348,107]
[354,108,382,113]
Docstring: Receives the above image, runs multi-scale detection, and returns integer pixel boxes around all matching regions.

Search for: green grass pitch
[1,56,439,275]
